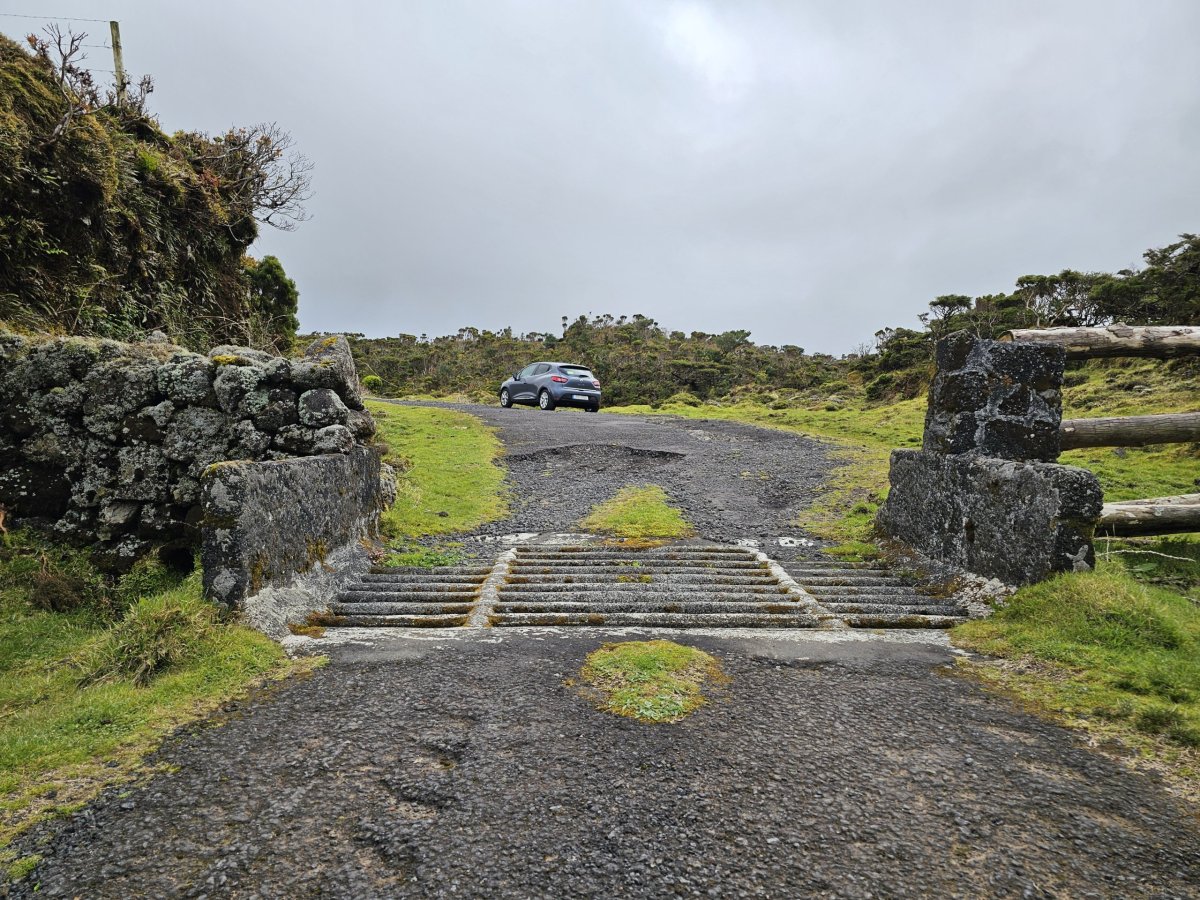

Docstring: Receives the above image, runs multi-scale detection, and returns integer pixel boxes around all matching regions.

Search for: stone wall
[0,331,376,571]
[879,333,1103,585]
[200,447,395,637]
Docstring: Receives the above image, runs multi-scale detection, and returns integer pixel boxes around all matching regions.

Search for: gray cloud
[18,0,1200,351]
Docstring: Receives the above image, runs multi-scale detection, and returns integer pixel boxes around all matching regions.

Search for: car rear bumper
[551,388,601,408]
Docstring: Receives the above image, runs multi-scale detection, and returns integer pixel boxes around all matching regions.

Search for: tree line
[334,233,1198,407]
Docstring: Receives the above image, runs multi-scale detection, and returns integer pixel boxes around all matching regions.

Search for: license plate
[572,394,588,401]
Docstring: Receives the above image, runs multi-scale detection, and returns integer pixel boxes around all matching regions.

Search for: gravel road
[410,404,838,546]
[9,406,1200,897]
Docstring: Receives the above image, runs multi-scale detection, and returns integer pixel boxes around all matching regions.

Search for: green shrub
[362,374,383,392]
[75,575,218,687]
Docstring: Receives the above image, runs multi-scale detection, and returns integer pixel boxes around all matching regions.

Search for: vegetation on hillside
[0,531,309,873]
[0,30,307,351]
[335,231,1198,407]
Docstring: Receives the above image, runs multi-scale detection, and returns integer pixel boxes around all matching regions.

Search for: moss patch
[581,485,694,540]
[578,640,726,723]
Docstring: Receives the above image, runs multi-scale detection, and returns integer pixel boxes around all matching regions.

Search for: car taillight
[551,375,568,383]
[591,379,601,388]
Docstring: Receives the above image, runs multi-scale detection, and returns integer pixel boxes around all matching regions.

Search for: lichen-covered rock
[291,335,364,410]
[162,407,231,465]
[346,406,376,439]
[209,345,276,366]
[273,424,316,454]
[298,388,349,428]
[312,424,354,454]
[157,354,217,406]
[82,357,162,438]
[213,365,265,415]
[230,420,272,458]
[922,334,1065,462]
[114,444,173,501]
[242,387,299,432]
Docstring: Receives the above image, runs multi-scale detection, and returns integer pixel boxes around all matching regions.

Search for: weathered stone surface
[0,330,377,569]
[922,334,1065,462]
[200,447,386,618]
[212,365,265,415]
[298,388,349,428]
[291,335,364,410]
[157,354,217,406]
[878,449,1102,585]
[312,424,354,454]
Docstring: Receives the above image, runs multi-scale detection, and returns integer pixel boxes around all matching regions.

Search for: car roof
[529,361,591,368]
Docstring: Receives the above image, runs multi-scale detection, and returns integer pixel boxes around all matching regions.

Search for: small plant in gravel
[581,485,694,540]
[578,640,726,723]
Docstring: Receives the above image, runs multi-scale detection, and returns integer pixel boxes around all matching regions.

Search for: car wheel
[538,389,555,411]
[499,389,512,408]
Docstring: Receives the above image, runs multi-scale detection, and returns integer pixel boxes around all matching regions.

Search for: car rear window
[560,366,594,378]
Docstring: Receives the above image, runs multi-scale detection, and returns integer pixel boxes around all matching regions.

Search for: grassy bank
[953,557,1200,793]
[0,532,309,877]
[366,401,508,565]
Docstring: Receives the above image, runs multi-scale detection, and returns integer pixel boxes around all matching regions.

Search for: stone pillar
[922,332,1065,461]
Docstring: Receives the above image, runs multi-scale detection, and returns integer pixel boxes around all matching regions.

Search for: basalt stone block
[878,449,1102,585]
[213,364,265,415]
[200,446,386,609]
[273,424,316,454]
[157,354,217,406]
[922,335,1065,462]
[113,444,172,501]
[312,423,354,454]
[291,335,363,410]
[346,406,376,440]
[208,345,277,366]
[229,420,272,458]
[0,460,71,519]
[98,500,141,529]
[243,387,299,432]
[162,407,231,464]
[298,388,349,429]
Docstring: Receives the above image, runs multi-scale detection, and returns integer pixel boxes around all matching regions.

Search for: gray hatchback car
[499,362,602,411]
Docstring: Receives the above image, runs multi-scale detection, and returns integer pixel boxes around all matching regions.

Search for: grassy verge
[0,532,310,877]
[577,640,726,723]
[952,558,1200,793]
[580,484,695,540]
[367,400,507,564]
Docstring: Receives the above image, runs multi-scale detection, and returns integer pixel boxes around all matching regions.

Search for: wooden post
[1060,412,1200,449]
[1000,324,1200,359]
[1097,494,1200,537]
[109,21,127,105]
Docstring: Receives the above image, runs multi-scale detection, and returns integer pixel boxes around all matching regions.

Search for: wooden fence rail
[1059,412,1200,450]
[1002,324,1200,359]
[1096,494,1200,538]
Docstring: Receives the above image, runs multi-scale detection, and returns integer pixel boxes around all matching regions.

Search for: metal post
[109,20,127,104]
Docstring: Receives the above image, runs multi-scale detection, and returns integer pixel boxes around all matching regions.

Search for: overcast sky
[5,1,1199,352]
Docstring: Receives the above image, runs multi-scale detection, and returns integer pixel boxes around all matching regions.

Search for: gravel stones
[0,331,377,569]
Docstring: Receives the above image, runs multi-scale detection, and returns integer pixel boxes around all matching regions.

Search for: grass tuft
[581,485,694,540]
[74,576,218,687]
[579,640,726,723]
